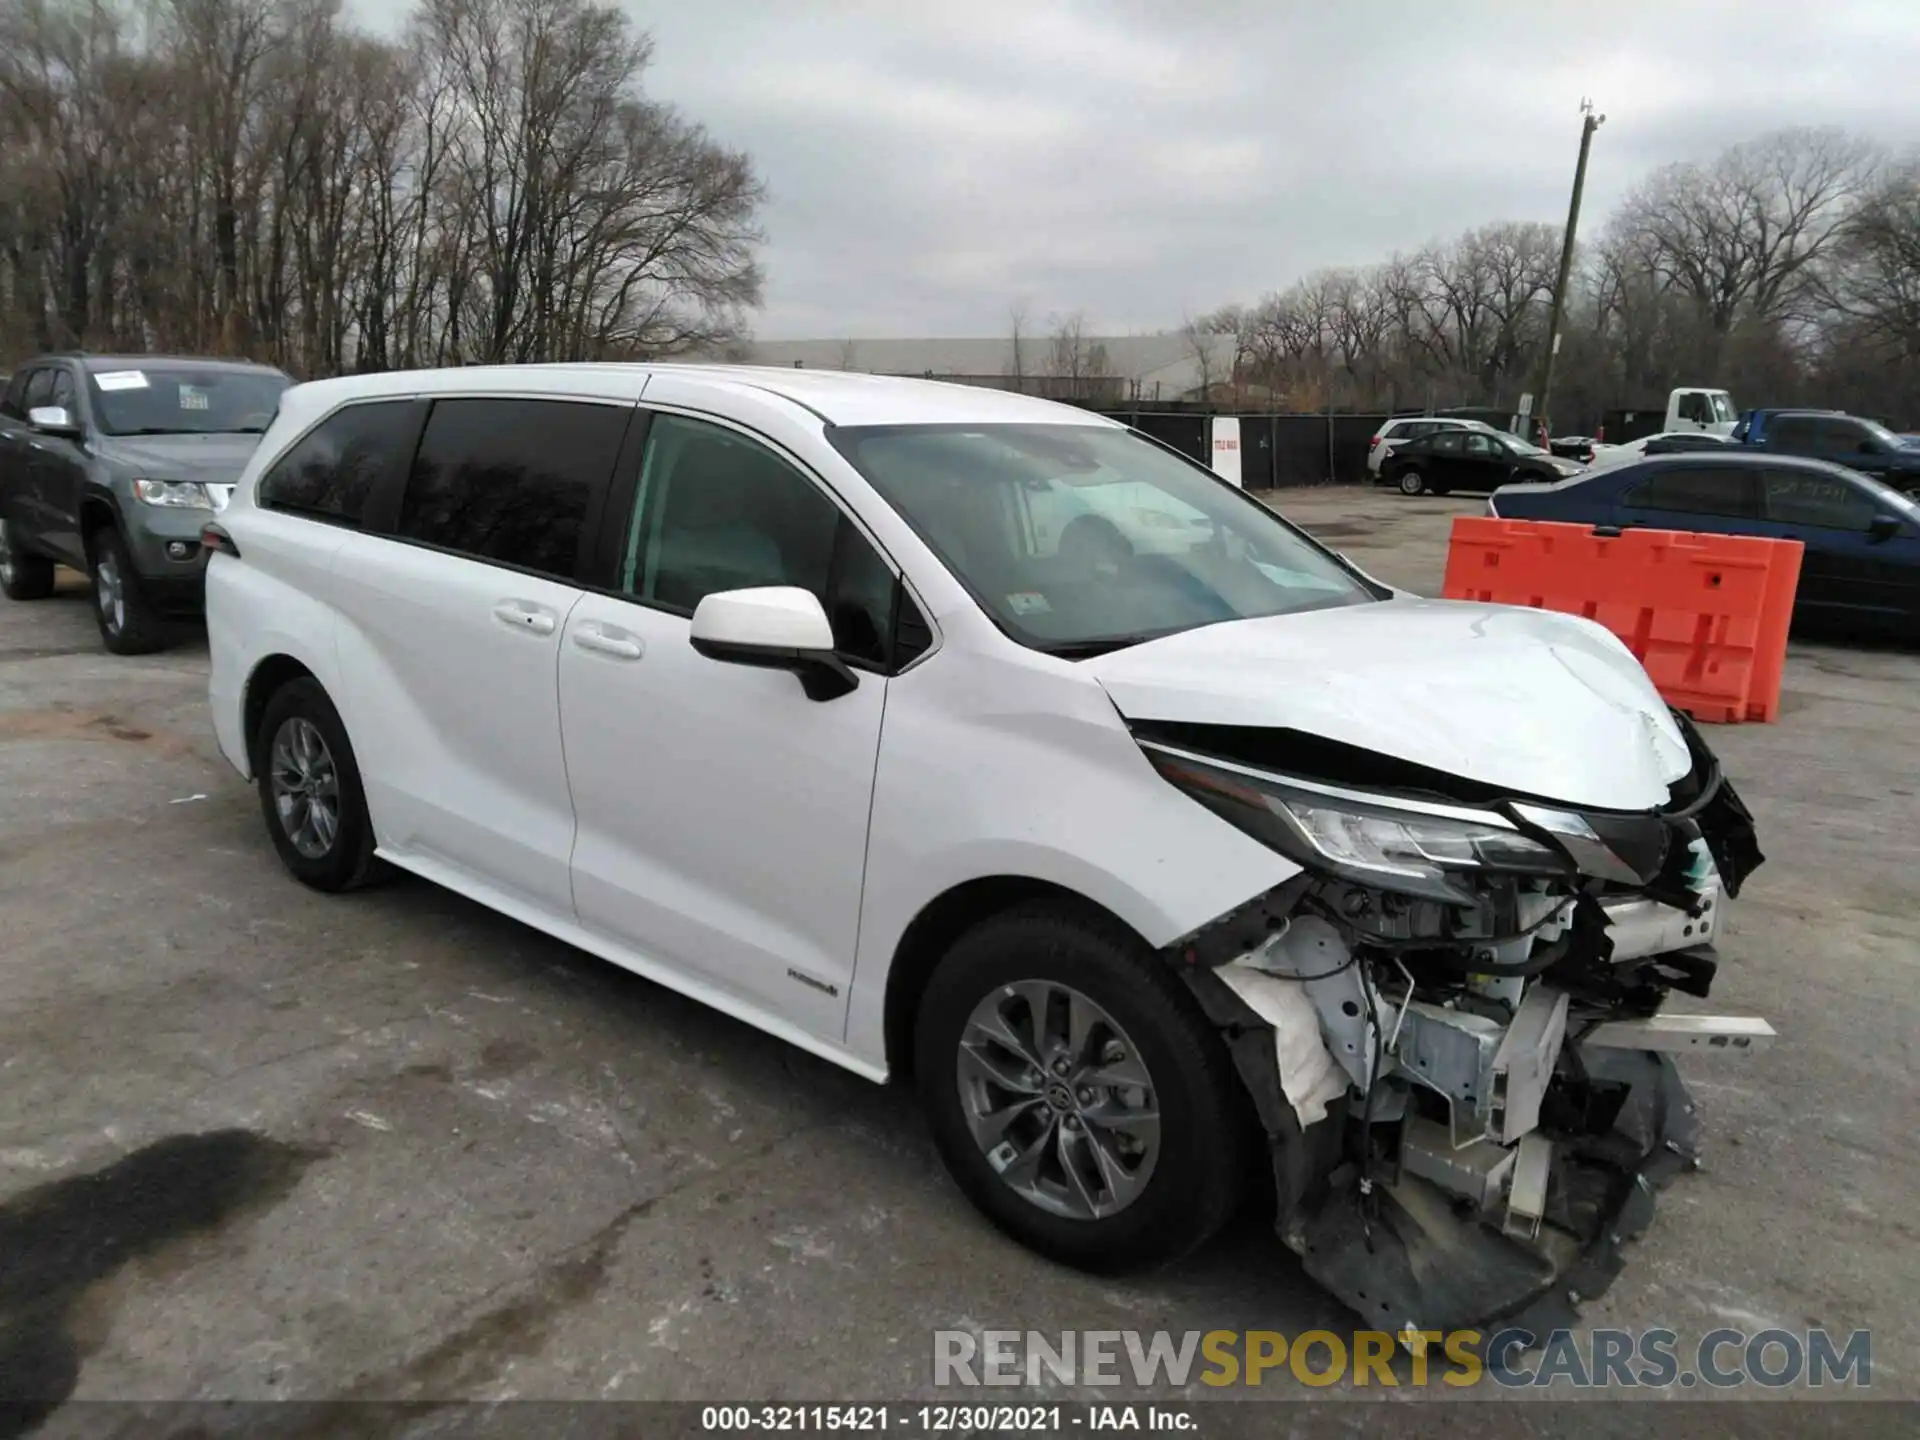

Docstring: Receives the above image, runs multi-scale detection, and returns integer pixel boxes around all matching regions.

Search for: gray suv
[0,353,291,652]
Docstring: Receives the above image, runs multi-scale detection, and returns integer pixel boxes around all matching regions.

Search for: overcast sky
[349,0,1920,339]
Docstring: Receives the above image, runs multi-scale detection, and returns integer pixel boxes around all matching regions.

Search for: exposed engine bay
[1139,708,1772,1334]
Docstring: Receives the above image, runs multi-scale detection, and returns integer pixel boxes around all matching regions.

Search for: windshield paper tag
[1006,592,1052,616]
[178,385,210,411]
[95,371,149,391]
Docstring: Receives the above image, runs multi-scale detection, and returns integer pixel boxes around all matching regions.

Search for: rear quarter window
[258,400,421,527]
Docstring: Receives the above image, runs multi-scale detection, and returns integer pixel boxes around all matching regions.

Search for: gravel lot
[2,486,1915,1422]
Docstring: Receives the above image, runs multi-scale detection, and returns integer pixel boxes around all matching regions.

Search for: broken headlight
[1141,743,1570,903]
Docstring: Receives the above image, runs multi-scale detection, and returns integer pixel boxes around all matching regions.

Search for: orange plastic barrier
[1440,517,1803,723]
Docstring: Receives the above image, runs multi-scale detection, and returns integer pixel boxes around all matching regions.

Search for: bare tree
[1824,155,1920,358]
[1046,310,1109,385]
[1178,312,1218,397]
[1006,297,1031,390]
[1613,129,1879,350]
[0,0,766,374]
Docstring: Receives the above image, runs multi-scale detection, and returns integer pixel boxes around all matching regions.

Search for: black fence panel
[1090,407,1474,488]
[1130,411,1207,463]
[1238,416,1275,490]
[1270,415,1328,487]
[1331,414,1392,483]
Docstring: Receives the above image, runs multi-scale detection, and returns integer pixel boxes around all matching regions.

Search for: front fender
[843,640,1295,1067]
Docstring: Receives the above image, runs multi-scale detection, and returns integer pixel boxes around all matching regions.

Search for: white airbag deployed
[1218,960,1350,1127]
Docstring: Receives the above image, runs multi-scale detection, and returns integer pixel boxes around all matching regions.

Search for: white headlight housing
[1142,743,1570,903]
[133,479,215,510]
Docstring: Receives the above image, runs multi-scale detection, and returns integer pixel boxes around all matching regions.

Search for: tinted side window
[260,400,419,527]
[399,398,627,579]
[1818,419,1872,455]
[48,368,77,411]
[1624,466,1760,517]
[628,413,906,666]
[1463,432,1497,456]
[1763,471,1877,529]
[1768,417,1816,449]
[1429,432,1463,454]
[22,369,54,411]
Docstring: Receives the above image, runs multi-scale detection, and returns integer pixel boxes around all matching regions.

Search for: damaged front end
[1141,711,1773,1334]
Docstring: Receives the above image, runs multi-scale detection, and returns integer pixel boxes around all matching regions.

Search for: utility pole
[1536,98,1605,442]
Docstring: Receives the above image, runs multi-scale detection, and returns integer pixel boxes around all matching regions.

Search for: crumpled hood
[97,432,262,483]
[1087,599,1693,810]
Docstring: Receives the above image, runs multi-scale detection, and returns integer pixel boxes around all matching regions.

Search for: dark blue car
[1489,452,1920,636]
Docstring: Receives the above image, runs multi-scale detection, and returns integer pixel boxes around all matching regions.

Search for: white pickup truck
[1597,387,1738,448]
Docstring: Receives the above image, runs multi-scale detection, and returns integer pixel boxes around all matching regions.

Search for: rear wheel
[0,519,56,601]
[88,526,167,654]
[1396,468,1428,496]
[915,902,1250,1271]
[254,677,383,892]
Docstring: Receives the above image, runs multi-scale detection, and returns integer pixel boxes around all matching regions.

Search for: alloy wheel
[270,717,341,860]
[95,550,125,633]
[955,980,1161,1221]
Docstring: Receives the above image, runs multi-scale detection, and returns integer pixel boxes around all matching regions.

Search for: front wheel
[915,902,1251,1272]
[1396,469,1427,496]
[88,526,167,654]
[0,519,57,601]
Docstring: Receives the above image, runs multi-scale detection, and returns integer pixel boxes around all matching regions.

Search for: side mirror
[689,586,857,702]
[27,405,81,439]
[1867,515,1902,543]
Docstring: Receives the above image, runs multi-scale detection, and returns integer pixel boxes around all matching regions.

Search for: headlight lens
[1143,744,1569,902]
[133,479,215,510]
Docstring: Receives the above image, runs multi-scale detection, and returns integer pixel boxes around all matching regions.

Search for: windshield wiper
[1040,634,1163,659]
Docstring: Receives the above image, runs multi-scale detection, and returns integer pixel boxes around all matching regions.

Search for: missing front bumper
[1293,1048,1699,1335]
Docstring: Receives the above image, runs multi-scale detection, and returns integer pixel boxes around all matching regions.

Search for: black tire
[0,518,56,600]
[87,525,167,654]
[254,676,383,892]
[1395,468,1427,496]
[915,901,1251,1272]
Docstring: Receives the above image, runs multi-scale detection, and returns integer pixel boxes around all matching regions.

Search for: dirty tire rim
[270,717,341,860]
[0,520,13,587]
[1399,470,1424,495]
[95,548,125,633]
[956,980,1161,1221]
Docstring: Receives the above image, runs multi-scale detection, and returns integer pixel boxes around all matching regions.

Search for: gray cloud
[350,0,1920,337]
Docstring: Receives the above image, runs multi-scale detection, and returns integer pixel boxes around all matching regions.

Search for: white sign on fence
[1210,416,1242,488]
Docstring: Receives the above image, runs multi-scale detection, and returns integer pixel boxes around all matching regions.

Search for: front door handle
[492,601,557,636]
[572,624,643,660]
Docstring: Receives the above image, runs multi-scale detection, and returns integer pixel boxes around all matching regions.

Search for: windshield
[1503,435,1549,457]
[829,423,1378,655]
[1857,471,1920,518]
[1857,418,1903,449]
[86,365,289,436]
[1710,392,1738,423]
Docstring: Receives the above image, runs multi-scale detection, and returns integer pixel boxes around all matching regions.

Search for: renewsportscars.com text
[933,1327,1872,1389]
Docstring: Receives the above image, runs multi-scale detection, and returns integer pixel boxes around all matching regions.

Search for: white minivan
[205,365,1770,1326]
